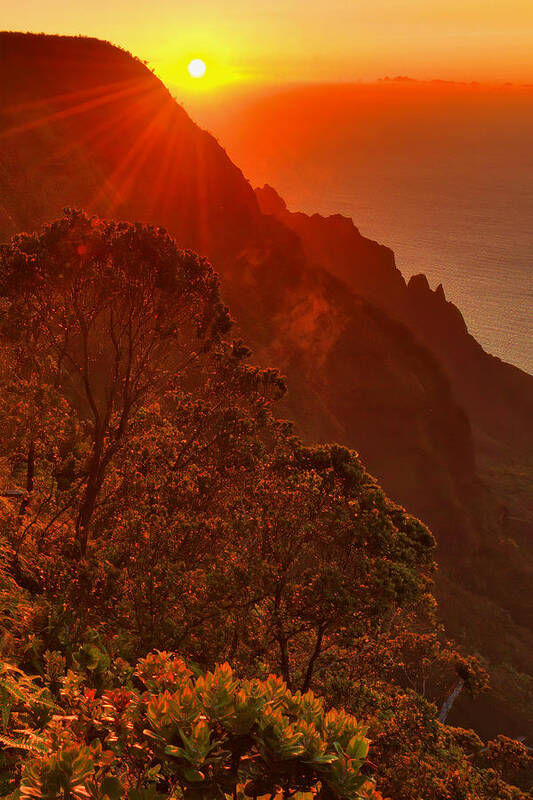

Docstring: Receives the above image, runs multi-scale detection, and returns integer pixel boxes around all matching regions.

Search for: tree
[0,210,235,556]
[0,211,283,572]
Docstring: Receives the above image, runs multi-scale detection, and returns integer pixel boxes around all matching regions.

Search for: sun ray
[0,79,156,142]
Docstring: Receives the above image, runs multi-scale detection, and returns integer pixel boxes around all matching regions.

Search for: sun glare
[188,58,206,79]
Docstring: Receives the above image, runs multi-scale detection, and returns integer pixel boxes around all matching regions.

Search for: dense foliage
[0,652,382,800]
[0,213,531,799]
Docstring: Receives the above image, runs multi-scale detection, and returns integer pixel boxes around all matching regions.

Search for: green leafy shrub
[0,652,383,800]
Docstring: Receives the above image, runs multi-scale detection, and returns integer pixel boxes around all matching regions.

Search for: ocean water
[189,83,533,375]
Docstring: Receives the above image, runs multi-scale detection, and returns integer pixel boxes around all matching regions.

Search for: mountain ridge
[255,183,533,454]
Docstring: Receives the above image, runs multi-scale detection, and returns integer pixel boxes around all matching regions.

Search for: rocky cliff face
[1,31,533,738]
[255,184,533,456]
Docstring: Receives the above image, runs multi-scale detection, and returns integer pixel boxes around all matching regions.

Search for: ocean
[187,82,533,375]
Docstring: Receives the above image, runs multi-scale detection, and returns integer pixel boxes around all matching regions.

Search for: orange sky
[3,0,533,92]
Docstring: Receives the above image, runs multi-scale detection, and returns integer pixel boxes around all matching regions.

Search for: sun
[188,58,207,79]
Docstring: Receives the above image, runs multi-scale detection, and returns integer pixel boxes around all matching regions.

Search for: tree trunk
[438,678,464,723]
[76,473,104,556]
[302,625,325,691]
[17,440,35,521]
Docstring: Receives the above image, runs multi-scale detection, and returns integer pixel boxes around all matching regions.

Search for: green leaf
[100,777,123,800]
[182,768,205,782]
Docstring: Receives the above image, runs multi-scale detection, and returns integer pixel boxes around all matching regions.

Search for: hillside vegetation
[0,213,531,799]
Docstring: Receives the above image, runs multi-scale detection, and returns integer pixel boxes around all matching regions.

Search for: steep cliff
[255,184,533,456]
